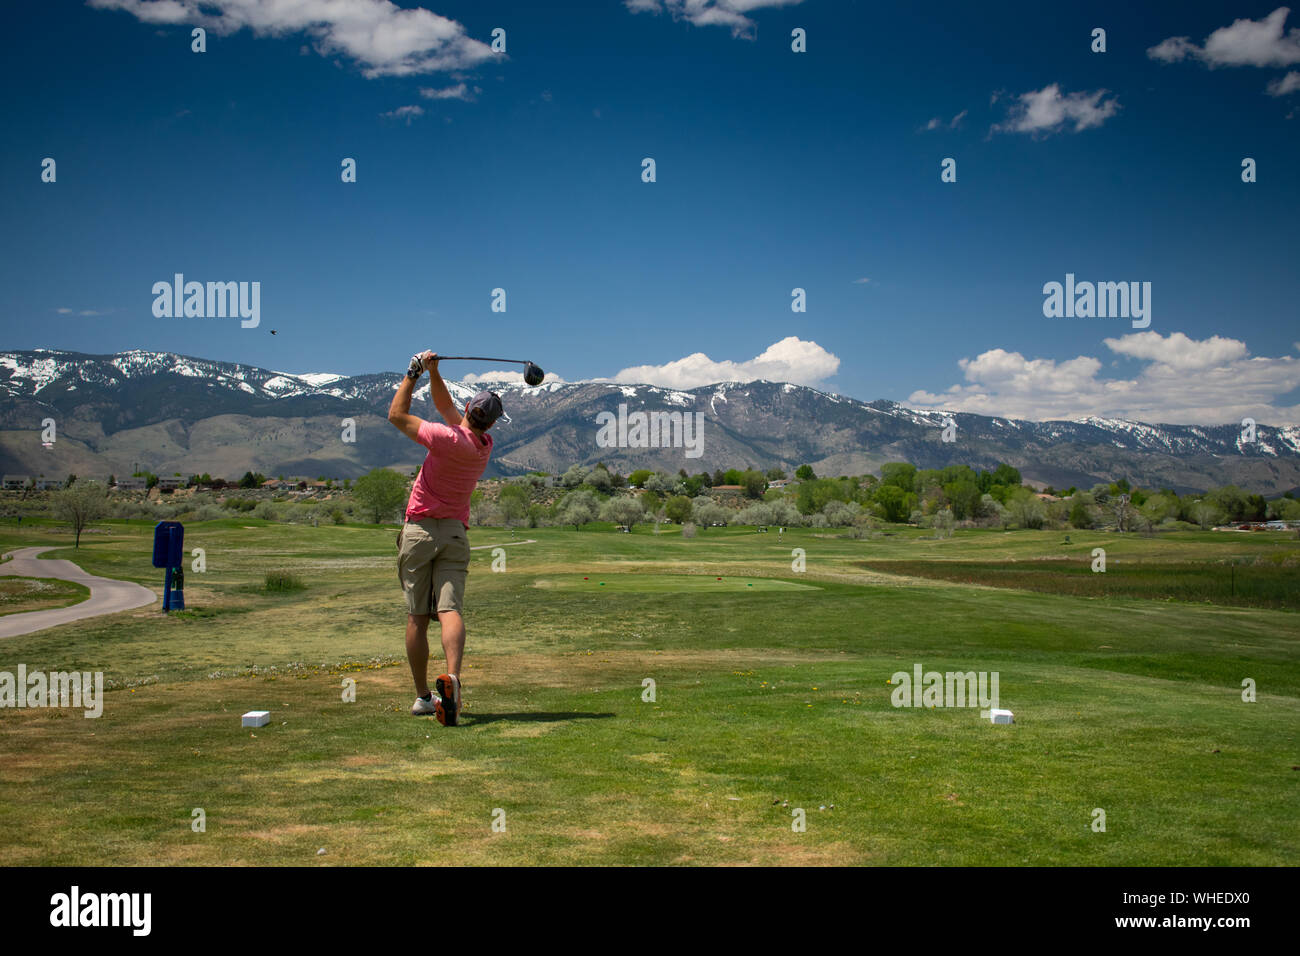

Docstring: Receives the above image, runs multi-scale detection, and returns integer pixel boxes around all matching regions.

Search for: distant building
[34,478,63,490]
[156,476,187,490]
[768,479,792,489]
[115,477,147,490]
[710,484,745,495]
[2,475,30,490]
[261,479,287,489]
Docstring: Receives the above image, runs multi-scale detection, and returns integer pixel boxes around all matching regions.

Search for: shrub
[264,569,303,592]
[821,500,860,527]
[665,494,692,524]
[851,512,880,539]
[731,502,775,526]
[769,500,804,527]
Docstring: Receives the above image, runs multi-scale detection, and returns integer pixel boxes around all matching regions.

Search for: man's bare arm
[426,359,464,428]
[388,372,425,443]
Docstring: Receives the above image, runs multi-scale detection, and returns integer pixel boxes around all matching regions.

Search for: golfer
[388,350,503,726]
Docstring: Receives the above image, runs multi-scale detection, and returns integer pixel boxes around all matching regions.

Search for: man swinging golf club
[388,350,503,725]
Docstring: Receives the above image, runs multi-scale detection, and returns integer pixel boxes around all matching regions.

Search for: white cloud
[992,84,1119,136]
[611,336,839,389]
[380,105,424,123]
[624,0,805,40]
[1103,331,1247,369]
[420,82,471,100]
[1148,7,1300,68]
[460,370,565,386]
[852,277,872,284]
[1148,36,1200,64]
[1268,70,1300,94]
[88,0,494,78]
[907,332,1300,425]
[920,109,966,132]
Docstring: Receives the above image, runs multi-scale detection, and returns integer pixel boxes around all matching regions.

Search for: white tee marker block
[242,710,270,728]
[988,708,1015,725]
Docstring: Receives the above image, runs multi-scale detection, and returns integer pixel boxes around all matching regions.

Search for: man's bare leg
[437,609,466,678]
[405,613,431,697]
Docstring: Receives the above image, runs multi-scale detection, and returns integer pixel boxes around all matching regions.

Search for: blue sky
[2,0,1298,424]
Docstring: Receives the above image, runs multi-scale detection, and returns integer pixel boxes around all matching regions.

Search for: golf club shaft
[429,354,545,386]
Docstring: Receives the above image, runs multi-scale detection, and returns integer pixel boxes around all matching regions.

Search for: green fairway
[861,556,1300,610]
[0,519,1296,865]
[533,573,822,593]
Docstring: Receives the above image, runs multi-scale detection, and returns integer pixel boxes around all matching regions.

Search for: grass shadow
[462,711,616,726]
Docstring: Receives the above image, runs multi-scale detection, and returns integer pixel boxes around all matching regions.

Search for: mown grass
[0,576,90,616]
[0,519,1296,865]
[860,556,1300,610]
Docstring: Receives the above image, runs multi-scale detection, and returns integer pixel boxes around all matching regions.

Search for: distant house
[115,477,146,491]
[768,479,792,489]
[2,475,30,491]
[281,479,320,492]
[34,478,63,490]
[261,479,286,489]
[156,476,187,490]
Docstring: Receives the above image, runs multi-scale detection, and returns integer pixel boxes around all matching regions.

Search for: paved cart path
[0,546,157,638]
[469,539,537,550]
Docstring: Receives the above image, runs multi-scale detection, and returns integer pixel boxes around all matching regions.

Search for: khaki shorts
[396,518,471,617]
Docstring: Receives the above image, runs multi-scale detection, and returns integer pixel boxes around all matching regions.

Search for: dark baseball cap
[466,390,504,429]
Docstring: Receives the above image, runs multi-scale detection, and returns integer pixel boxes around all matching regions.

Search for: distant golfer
[388,350,503,726]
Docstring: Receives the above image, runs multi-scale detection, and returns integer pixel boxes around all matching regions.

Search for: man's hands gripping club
[390,350,463,443]
[406,350,438,380]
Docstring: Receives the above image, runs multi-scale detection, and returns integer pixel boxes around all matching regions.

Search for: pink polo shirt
[404,420,493,527]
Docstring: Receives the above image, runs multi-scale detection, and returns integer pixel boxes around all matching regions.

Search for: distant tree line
[23,459,1298,537]
[465,461,1300,534]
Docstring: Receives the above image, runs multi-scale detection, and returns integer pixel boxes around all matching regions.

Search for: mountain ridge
[2,348,1298,494]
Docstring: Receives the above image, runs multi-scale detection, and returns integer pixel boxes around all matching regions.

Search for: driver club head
[523,361,545,386]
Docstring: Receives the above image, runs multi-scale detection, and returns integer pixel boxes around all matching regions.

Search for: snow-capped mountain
[1,349,1297,493]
